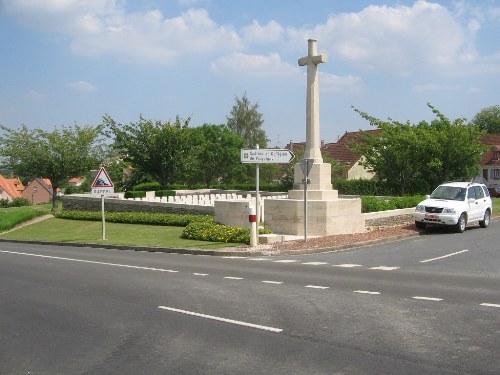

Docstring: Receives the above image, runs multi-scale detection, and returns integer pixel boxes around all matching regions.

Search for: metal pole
[255,145,260,245]
[101,195,106,240]
[304,160,309,242]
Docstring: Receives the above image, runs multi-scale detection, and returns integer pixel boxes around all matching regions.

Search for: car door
[474,186,488,220]
[467,187,480,221]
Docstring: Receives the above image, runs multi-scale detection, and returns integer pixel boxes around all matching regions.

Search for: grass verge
[0,204,52,231]
[0,217,242,249]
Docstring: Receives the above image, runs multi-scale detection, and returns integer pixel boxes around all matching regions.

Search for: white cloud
[320,73,365,95]
[290,1,474,76]
[412,83,458,93]
[210,52,296,77]
[66,80,97,92]
[241,20,284,44]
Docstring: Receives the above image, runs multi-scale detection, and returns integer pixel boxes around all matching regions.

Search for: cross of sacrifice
[298,39,327,162]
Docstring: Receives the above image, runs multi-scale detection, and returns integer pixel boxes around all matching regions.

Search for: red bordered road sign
[91,167,114,195]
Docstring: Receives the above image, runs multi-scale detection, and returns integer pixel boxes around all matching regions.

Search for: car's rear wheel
[455,213,467,233]
[479,209,491,228]
[415,221,426,229]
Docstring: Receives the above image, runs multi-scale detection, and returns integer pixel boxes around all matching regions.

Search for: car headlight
[415,205,425,212]
[442,208,456,214]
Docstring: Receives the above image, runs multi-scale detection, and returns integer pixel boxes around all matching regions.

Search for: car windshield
[430,186,466,201]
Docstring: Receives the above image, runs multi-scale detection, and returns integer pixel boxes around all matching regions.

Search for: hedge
[182,221,272,245]
[361,195,424,213]
[55,210,213,226]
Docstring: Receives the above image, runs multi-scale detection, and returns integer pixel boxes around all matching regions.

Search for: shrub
[10,197,32,207]
[155,190,176,197]
[132,181,161,191]
[361,195,424,213]
[55,210,214,227]
[124,191,146,199]
[182,221,272,244]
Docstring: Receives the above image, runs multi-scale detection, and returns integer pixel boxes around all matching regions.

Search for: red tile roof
[0,175,23,200]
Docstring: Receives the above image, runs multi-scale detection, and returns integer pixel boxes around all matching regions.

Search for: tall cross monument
[298,38,327,162]
[290,39,337,199]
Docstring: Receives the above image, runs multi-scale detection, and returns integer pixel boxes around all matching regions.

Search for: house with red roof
[0,175,24,202]
[480,133,500,191]
[22,178,54,205]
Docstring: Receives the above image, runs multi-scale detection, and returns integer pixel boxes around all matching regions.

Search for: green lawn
[0,217,242,249]
[0,204,52,231]
[493,197,500,216]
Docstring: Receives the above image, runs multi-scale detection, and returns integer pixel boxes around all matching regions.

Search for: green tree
[227,92,268,148]
[472,105,500,134]
[351,104,487,195]
[103,115,191,189]
[188,124,245,187]
[0,124,105,211]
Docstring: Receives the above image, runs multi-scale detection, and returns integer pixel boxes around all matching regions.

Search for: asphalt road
[0,221,499,374]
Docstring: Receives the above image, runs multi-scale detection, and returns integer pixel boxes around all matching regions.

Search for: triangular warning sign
[91,167,114,188]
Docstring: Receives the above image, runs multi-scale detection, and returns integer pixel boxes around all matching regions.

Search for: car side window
[468,187,476,200]
[474,186,485,199]
[482,186,490,197]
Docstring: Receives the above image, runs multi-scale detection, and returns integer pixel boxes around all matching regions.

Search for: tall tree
[226,92,268,148]
[188,124,246,187]
[472,105,500,134]
[102,114,191,188]
[351,104,486,195]
[0,124,105,211]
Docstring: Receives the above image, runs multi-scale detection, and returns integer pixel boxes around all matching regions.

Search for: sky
[0,0,499,147]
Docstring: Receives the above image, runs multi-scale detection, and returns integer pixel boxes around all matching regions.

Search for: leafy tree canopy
[102,114,192,189]
[0,123,105,211]
[227,92,268,148]
[472,105,500,134]
[351,104,487,195]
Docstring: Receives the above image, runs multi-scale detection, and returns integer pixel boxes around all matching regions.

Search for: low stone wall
[61,195,214,215]
[363,208,415,230]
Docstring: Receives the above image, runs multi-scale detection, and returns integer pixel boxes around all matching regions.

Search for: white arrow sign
[241,149,295,164]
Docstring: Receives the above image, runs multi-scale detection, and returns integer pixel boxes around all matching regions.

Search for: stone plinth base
[265,197,365,236]
[288,189,338,200]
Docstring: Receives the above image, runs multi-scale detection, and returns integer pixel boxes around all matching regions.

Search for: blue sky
[1,0,499,147]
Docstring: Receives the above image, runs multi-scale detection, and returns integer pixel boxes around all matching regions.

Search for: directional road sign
[241,148,295,164]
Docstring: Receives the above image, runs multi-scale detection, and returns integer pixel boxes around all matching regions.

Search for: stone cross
[298,39,327,162]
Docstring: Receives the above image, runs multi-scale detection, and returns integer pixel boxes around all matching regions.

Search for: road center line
[158,306,283,333]
[305,285,329,289]
[420,249,469,263]
[413,296,443,301]
[0,250,179,273]
[480,303,500,308]
[354,290,381,295]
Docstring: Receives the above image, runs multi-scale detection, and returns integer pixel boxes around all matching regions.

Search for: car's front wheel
[455,213,467,233]
[415,221,426,229]
[479,209,491,228]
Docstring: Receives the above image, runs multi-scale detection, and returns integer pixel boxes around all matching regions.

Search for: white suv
[414,182,492,233]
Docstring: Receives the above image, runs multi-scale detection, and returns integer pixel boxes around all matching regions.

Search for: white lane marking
[370,266,400,271]
[332,264,362,268]
[480,303,500,308]
[223,256,247,259]
[420,249,469,263]
[193,273,209,276]
[0,250,179,272]
[354,290,381,295]
[158,306,283,333]
[305,285,329,289]
[261,280,283,285]
[274,260,298,263]
[413,296,443,301]
[224,276,243,280]
[247,258,270,261]
[302,262,328,265]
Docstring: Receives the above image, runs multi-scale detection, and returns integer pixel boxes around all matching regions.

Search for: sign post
[91,167,114,240]
[300,159,313,242]
[241,148,295,246]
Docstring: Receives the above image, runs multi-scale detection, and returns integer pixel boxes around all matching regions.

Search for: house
[22,178,53,205]
[0,175,24,202]
[480,133,500,189]
[68,177,85,187]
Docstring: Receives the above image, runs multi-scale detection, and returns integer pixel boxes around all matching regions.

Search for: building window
[494,151,500,160]
[494,169,500,180]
